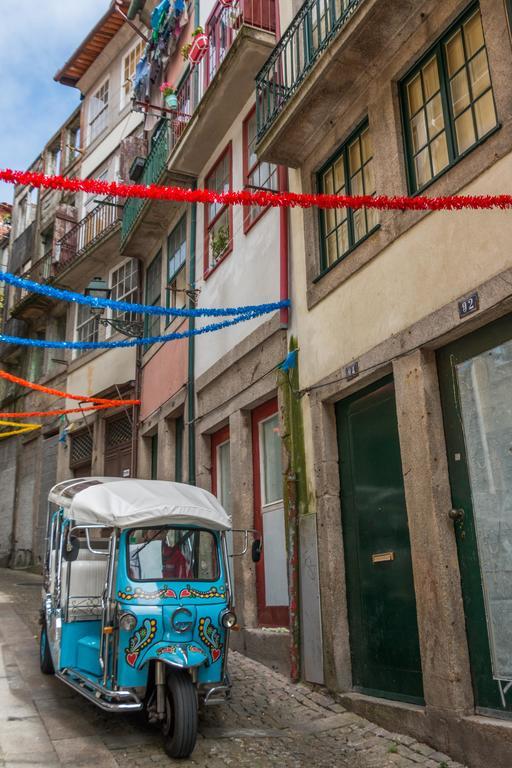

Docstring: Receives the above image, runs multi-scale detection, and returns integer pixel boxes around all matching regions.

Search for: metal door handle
[449,508,464,522]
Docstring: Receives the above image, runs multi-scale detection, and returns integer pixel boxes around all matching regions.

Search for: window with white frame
[167,216,187,319]
[88,80,109,144]
[108,259,138,335]
[121,40,144,108]
[75,303,98,354]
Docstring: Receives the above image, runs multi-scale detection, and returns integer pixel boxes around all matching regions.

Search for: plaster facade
[255,0,512,763]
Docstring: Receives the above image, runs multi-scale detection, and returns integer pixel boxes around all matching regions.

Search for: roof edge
[54,1,122,88]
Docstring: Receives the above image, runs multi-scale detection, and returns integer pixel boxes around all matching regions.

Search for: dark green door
[336,376,424,703]
[438,315,512,714]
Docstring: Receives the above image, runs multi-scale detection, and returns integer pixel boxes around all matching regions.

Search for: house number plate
[458,292,479,318]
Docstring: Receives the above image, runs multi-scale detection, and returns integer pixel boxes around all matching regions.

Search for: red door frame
[211,425,230,496]
[252,398,289,627]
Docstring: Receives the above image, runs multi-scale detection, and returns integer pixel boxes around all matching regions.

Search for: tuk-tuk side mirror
[63,535,80,562]
[251,539,262,563]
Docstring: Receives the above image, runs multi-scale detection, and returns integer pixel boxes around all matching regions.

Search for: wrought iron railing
[121,121,170,243]
[256,0,363,141]
[57,196,121,271]
[122,0,276,245]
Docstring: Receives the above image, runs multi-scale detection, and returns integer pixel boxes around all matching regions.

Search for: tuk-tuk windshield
[127,527,219,582]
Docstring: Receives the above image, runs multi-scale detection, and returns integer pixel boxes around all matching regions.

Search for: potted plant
[160,81,178,110]
[211,225,230,263]
[187,26,209,66]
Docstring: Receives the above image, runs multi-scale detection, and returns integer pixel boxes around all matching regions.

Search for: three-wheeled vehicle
[40,477,257,759]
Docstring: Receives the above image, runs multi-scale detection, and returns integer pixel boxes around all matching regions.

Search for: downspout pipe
[275,1,289,329]
[127,0,145,19]
[278,165,289,328]
[187,187,197,485]
[131,259,144,478]
[187,0,200,486]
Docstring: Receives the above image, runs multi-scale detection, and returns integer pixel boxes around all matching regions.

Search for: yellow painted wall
[289,151,512,389]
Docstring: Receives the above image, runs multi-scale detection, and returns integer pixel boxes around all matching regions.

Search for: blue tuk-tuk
[40,478,255,758]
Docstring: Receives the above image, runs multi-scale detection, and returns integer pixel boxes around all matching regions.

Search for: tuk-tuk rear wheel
[39,622,54,675]
[162,670,198,759]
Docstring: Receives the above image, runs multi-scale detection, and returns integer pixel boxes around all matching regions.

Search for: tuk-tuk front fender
[137,641,208,670]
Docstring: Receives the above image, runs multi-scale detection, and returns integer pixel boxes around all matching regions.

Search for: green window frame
[317,121,378,273]
[402,4,498,194]
[144,251,162,349]
[166,215,187,324]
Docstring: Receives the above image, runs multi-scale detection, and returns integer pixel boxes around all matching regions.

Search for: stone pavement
[0,568,466,768]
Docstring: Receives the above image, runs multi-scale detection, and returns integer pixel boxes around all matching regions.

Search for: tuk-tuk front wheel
[162,670,198,759]
[39,622,54,675]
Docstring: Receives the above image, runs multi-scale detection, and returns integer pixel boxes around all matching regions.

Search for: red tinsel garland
[1,168,511,211]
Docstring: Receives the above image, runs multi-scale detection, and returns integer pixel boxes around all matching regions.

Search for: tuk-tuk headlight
[220,609,237,629]
[119,613,137,632]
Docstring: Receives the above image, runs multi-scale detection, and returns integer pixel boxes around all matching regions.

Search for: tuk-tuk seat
[62,556,108,621]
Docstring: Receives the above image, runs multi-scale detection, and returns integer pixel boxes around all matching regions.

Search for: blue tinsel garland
[0,310,269,350]
[0,271,290,318]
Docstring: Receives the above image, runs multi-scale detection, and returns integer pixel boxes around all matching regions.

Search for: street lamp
[84,277,144,338]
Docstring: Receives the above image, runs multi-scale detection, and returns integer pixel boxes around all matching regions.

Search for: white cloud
[0,0,110,203]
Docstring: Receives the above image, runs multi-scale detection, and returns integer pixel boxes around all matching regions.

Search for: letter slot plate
[371,551,395,564]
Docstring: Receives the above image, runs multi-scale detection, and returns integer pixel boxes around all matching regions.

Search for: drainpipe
[278,165,289,328]
[131,259,144,478]
[187,188,197,485]
[126,0,145,19]
[186,0,200,486]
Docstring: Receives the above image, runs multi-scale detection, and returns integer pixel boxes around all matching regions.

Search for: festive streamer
[0,403,125,419]
[1,168,512,211]
[0,369,140,406]
[0,271,290,319]
[0,420,41,439]
[0,308,268,350]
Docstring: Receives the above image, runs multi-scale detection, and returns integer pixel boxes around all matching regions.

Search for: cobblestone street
[0,569,465,768]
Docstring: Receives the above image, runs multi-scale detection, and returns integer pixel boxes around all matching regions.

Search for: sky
[0,0,110,204]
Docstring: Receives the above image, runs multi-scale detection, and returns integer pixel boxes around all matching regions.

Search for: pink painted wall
[140,335,188,421]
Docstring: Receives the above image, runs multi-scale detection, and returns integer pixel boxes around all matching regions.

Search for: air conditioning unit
[129,156,146,182]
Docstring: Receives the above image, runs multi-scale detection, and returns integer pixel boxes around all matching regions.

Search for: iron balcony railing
[121,121,170,243]
[122,0,276,245]
[56,196,121,272]
[11,249,54,309]
[256,0,364,141]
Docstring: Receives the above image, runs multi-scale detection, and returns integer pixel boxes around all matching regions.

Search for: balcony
[0,317,28,363]
[121,121,187,253]
[55,196,122,285]
[10,250,55,320]
[255,0,408,166]
[121,0,276,254]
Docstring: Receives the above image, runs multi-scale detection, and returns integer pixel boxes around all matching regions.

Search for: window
[167,216,187,319]
[122,40,144,108]
[127,527,219,581]
[150,434,158,480]
[75,303,98,353]
[243,108,278,231]
[403,7,497,192]
[88,80,109,144]
[252,400,288,626]
[109,258,138,334]
[144,252,162,345]
[205,146,232,273]
[46,144,61,176]
[175,415,184,483]
[212,427,231,516]
[318,123,378,271]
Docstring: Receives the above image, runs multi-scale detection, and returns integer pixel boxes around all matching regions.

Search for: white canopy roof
[48,478,231,531]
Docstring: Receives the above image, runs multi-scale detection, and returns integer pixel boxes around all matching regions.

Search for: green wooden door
[438,315,512,714]
[336,376,423,703]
